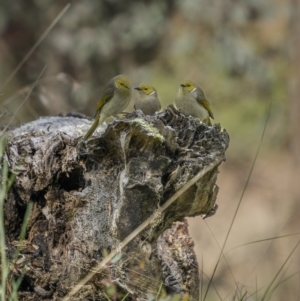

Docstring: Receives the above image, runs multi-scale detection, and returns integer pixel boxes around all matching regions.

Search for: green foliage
[0,137,33,301]
[0,136,9,301]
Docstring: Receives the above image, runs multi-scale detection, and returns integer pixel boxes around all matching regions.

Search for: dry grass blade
[226,232,300,254]
[61,157,223,301]
[155,283,163,301]
[203,97,273,301]
[242,282,265,301]
[264,270,300,300]
[204,221,241,297]
[120,292,130,301]
[0,3,71,92]
[260,240,300,301]
[0,72,82,110]
[0,66,47,136]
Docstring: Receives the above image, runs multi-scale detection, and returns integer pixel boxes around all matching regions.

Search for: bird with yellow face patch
[175,80,214,125]
[83,74,131,140]
[134,83,161,116]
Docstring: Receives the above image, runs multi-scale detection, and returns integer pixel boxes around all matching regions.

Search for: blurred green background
[1,0,300,300]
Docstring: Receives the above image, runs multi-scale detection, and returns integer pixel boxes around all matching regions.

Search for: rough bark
[3,106,229,300]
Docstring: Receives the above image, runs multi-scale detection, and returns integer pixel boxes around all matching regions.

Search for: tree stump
[3,106,229,300]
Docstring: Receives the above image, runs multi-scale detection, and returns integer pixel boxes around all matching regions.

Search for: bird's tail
[83,114,100,141]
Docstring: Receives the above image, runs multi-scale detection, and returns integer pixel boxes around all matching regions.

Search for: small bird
[83,74,131,140]
[134,83,161,116]
[175,80,214,125]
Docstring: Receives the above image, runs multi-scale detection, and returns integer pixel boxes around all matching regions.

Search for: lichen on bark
[3,106,229,300]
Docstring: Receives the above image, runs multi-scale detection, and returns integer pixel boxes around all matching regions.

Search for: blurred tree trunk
[4,108,229,301]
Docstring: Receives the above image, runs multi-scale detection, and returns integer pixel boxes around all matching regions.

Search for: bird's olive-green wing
[94,84,115,117]
[195,92,214,119]
[84,81,115,140]
[201,98,214,119]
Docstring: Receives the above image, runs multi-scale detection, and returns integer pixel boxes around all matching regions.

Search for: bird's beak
[180,84,185,87]
[134,87,142,91]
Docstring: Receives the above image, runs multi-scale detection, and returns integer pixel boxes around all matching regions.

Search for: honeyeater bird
[83,74,131,140]
[175,80,214,125]
[134,83,161,116]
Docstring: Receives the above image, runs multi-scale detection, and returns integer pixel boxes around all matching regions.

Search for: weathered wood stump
[3,106,229,300]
